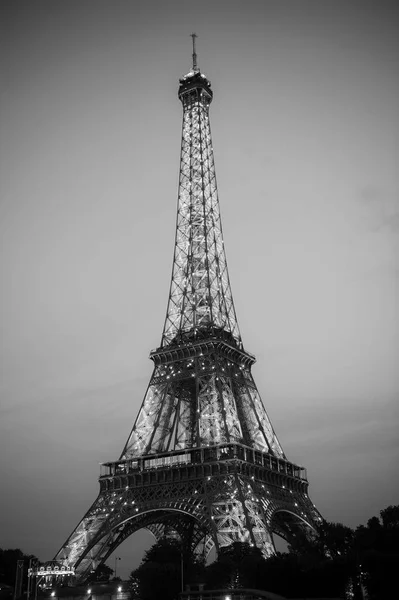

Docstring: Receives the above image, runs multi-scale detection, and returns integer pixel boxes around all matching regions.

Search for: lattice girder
[120,344,284,459]
[162,72,240,347]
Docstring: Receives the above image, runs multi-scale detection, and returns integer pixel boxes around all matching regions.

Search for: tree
[354,505,399,600]
[380,504,399,529]
[129,539,204,600]
[87,563,114,583]
[260,547,355,599]
[205,541,266,590]
[0,549,38,589]
[288,520,354,564]
[317,520,354,559]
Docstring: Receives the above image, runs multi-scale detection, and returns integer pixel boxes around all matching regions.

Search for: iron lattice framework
[54,39,322,583]
[162,67,240,348]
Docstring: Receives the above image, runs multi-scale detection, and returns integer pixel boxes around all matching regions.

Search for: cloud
[359,186,399,233]
[279,395,398,451]
[377,211,399,233]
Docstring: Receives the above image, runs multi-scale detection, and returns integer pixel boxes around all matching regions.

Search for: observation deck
[153,327,255,367]
[151,337,255,368]
[178,70,213,104]
[99,442,308,495]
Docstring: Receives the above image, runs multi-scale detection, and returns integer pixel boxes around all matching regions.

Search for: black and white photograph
[1,2,398,599]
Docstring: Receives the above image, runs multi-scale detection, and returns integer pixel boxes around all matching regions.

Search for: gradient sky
[1,0,398,578]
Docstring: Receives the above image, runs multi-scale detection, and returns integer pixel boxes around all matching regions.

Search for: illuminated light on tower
[53,36,322,583]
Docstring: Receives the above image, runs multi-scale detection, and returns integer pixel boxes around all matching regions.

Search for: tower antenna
[191,32,198,73]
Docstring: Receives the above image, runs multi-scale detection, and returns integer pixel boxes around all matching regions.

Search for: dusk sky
[1,0,398,579]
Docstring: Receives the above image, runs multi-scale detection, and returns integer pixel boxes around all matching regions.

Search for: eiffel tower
[54,36,322,582]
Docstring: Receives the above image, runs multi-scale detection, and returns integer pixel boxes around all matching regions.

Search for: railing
[99,442,307,481]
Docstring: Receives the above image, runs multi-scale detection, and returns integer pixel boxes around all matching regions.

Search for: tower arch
[270,508,318,549]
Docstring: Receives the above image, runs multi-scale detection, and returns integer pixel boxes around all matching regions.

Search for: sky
[0,0,398,579]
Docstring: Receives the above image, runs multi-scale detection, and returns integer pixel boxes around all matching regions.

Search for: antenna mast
[191,32,199,73]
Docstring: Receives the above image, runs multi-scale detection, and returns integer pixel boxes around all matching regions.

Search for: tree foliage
[380,504,399,529]
[87,563,114,583]
[265,507,399,599]
[129,538,204,600]
[352,505,399,599]
[0,549,38,589]
[128,505,399,599]
[205,541,265,590]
